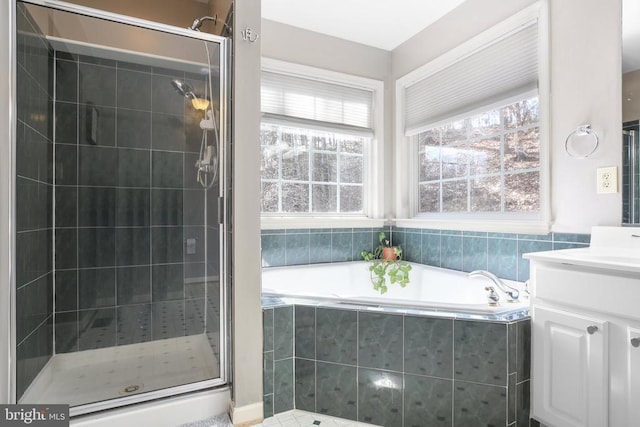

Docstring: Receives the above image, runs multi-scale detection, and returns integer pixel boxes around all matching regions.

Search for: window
[260,60,384,226]
[260,124,365,213]
[396,4,548,231]
[416,95,540,214]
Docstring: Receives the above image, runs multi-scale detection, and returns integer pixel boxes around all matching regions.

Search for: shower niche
[14,1,230,414]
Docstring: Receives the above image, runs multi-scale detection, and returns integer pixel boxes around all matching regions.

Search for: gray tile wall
[261,227,590,282]
[261,227,391,268]
[263,304,531,427]
[51,49,215,353]
[15,4,54,400]
[391,228,590,282]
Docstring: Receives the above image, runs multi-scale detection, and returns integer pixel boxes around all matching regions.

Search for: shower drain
[119,383,143,395]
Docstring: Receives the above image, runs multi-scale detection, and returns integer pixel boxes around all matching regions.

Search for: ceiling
[263,0,640,73]
[261,0,466,51]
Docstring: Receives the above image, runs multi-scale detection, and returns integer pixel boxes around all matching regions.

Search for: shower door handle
[218,197,224,224]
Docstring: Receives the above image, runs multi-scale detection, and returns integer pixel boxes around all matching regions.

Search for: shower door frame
[6,0,232,414]
[1,0,16,407]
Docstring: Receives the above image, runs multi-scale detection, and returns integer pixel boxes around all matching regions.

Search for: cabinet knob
[632,337,640,348]
[587,325,598,335]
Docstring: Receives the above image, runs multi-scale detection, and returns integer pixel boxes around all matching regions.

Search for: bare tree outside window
[260,123,366,214]
[416,96,540,214]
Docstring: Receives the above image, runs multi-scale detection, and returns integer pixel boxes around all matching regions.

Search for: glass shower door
[14,0,229,414]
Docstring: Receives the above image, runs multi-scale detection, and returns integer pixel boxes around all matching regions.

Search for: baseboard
[232,420,262,427]
[229,401,263,427]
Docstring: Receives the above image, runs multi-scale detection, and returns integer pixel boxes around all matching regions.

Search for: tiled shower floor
[20,334,218,406]
[253,410,380,427]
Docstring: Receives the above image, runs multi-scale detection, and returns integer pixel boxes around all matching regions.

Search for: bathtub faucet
[468,270,520,302]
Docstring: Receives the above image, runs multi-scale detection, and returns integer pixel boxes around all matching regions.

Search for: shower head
[171,79,196,99]
[189,16,217,31]
[170,79,210,111]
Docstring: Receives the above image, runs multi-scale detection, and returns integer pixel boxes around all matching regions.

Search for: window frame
[260,58,385,230]
[394,2,551,234]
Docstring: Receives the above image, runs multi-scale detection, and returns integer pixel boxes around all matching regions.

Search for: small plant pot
[382,247,398,261]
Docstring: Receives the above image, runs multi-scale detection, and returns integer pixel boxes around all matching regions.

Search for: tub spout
[469,270,520,301]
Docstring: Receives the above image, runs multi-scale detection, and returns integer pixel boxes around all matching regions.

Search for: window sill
[261,216,386,230]
[394,218,551,235]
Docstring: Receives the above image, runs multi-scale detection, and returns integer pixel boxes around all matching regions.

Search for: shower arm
[189,15,232,33]
[190,16,215,31]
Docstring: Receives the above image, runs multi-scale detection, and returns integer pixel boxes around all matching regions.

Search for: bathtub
[262,261,529,316]
[261,261,531,421]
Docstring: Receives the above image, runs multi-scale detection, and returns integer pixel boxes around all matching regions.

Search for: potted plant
[361,232,412,294]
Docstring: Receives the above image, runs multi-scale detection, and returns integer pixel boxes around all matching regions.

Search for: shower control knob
[587,325,598,335]
[631,337,640,348]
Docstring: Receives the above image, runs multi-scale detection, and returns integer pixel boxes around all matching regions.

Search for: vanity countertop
[524,247,640,274]
[524,226,640,274]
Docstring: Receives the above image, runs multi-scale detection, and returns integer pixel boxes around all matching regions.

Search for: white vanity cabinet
[525,226,640,427]
[623,325,640,424]
[625,327,640,425]
[532,304,608,427]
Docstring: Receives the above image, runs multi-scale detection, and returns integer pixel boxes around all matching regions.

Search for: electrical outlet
[597,166,618,194]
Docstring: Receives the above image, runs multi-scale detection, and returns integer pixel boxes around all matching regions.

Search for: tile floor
[20,334,218,406]
[253,410,380,427]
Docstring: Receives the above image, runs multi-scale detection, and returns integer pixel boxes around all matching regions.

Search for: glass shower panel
[15,1,227,411]
[15,1,54,403]
[623,128,639,224]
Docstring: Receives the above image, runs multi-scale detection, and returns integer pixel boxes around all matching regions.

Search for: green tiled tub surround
[261,227,391,268]
[261,227,590,282]
[262,303,531,427]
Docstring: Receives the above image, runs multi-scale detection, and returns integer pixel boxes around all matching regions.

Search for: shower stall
[624,121,640,224]
[10,0,231,415]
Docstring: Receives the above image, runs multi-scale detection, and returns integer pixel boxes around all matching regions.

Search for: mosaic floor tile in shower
[20,334,218,406]
[252,410,381,427]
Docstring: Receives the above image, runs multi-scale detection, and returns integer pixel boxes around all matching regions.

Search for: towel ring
[565,124,598,158]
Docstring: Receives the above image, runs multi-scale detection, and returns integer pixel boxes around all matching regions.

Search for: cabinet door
[627,326,640,426]
[532,306,608,427]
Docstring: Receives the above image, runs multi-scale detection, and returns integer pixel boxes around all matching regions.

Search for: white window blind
[261,70,374,135]
[404,20,538,136]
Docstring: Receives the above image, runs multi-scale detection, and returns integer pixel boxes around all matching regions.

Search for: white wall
[230,0,264,424]
[547,0,622,232]
[261,19,390,81]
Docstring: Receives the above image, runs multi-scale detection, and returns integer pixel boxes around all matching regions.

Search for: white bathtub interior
[262,261,529,315]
